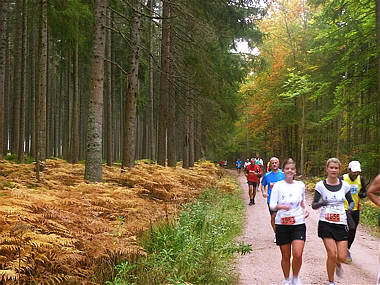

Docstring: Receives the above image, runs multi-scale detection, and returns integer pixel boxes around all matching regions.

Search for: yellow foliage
[0,269,18,282]
[0,158,221,283]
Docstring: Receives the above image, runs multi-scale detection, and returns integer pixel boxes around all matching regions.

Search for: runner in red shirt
[245,158,263,205]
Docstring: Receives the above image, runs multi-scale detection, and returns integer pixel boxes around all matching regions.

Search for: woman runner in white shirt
[270,158,309,285]
[312,158,354,285]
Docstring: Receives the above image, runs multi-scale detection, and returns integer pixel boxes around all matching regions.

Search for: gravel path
[234,172,379,285]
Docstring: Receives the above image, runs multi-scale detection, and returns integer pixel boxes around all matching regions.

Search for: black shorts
[247,181,257,186]
[318,221,348,241]
[276,224,306,246]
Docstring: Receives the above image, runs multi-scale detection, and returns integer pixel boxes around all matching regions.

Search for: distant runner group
[232,155,380,285]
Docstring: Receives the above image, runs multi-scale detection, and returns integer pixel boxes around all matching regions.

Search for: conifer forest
[0,0,379,284]
[0,0,378,177]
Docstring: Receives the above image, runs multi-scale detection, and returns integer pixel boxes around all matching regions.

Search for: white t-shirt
[315,180,350,225]
[254,158,263,167]
[269,180,306,225]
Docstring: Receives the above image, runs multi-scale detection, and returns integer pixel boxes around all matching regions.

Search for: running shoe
[273,235,276,243]
[248,200,253,206]
[345,250,352,263]
[335,263,344,278]
[328,282,335,285]
[292,276,302,285]
[282,279,291,285]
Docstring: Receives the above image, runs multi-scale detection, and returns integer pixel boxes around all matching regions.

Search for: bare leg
[291,240,305,277]
[336,240,348,264]
[248,184,253,200]
[257,177,261,191]
[252,184,257,200]
[270,212,276,233]
[322,238,338,282]
[280,243,291,279]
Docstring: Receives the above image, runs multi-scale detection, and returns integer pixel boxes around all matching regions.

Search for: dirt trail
[234,172,379,285]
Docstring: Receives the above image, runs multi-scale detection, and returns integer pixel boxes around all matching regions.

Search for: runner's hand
[304,209,309,218]
[277,204,290,211]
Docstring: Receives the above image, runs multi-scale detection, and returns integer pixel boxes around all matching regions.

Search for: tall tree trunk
[18,0,27,161]
[12,0,22,155]
[188,90,194,167]
[182,85,190,169]
[122,0,142,168]
[119,70,124,161]
[146,0,155,160]
[300,94,305,176]
[70,42,80,163]
[346,90,351,153]
[111,38,117,161]
[106,9,113,166]
[63,50,71,160]
[336,115,341,158]
[157,0,170,166]
[167,85,176,166]
[0,0,7,158]
[45,33,50,158]
[37,0,47,162]
[3,15,9,155]
[137,111,143,159]
[194,105,202,161]
[79,67,87,161]
[51,51,57,157]
[167,28,176,167]
[84,0,106,182]
[30,19,37,158]
[58,55,64,157]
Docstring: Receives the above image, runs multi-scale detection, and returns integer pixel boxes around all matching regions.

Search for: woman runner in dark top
[312,158,354,285]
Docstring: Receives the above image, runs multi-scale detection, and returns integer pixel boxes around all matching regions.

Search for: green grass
[359,200,380,235]
[5,153,35,164]
[106,178,250,285]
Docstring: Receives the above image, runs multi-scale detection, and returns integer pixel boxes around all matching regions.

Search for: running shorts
[247,181,257,186]
[275,224,306,246]
[318,221,348,241]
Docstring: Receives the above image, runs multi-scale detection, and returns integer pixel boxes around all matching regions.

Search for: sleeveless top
[342,174,362,211]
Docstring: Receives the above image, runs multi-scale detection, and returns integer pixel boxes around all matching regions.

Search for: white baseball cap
[348,161,361,172]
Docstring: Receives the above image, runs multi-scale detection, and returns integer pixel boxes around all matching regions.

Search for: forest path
[233,171,379,285]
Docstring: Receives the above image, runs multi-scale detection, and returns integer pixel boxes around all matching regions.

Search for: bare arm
[261,184,268,198]
[368,174,380,207]
[301,199,309,218]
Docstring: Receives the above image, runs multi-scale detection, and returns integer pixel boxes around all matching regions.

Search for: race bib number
[350,185,359,194]
[325,213,340,222]
[281,216,296,225]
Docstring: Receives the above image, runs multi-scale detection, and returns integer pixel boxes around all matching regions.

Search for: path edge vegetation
[105,174,251,285]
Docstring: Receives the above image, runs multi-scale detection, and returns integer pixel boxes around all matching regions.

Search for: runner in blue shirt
[236,159,243,175]
[262,157,285,243]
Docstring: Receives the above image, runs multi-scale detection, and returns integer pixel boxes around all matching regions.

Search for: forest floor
[0,158,230,284]
[234,171,379,285]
